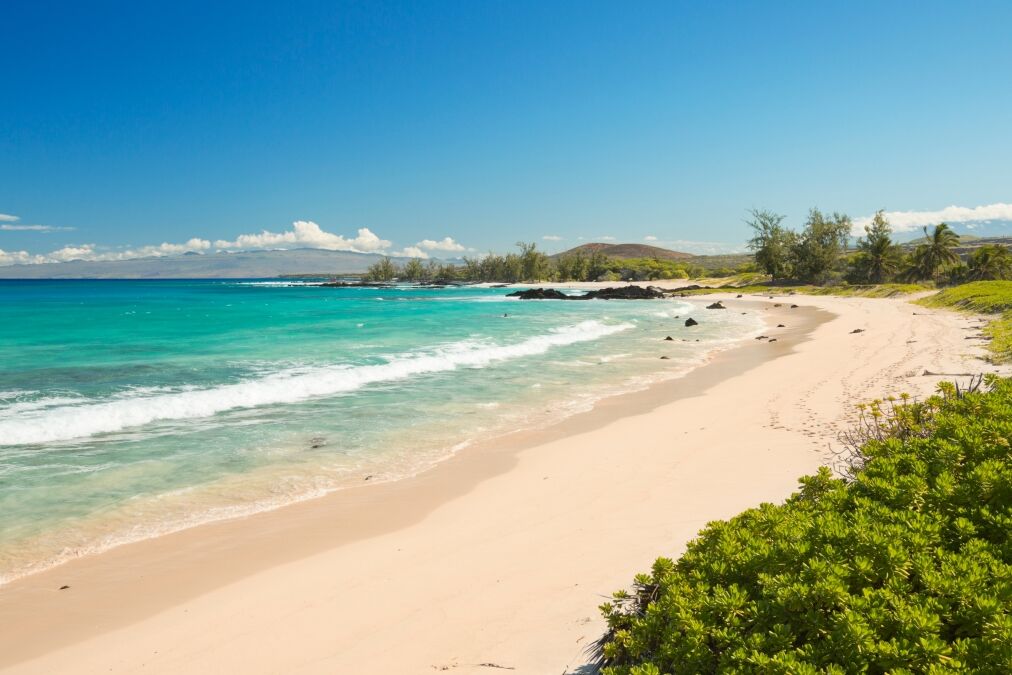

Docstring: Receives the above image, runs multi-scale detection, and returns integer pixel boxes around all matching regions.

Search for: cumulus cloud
[0,248,47,265]
[599,235,616,241]
[416,236,465,252]
[0,219,471,267]
[0,214,18,222]
[48,244,98,262]
[214,221,391,253]
[853,202,1012,234]
[542,235,563,241]
[0,238,214,266]
[644,235,658,241]
[393,246,429,259]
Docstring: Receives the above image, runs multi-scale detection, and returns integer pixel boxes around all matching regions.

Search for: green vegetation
[597,377,1012,674]
[849,211,904,284]
[965,245,1012,282]
[904,223,962,282]
[917,281,1012,363]
[365,242,753,283]
[747,207,992,286]
[747,208,851,283]
[676,281,929,299]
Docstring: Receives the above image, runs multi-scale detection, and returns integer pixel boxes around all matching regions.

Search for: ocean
[0,279,763,582]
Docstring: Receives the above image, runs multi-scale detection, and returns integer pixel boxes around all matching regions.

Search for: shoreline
[0,293,999,673]
[0,295,764,588]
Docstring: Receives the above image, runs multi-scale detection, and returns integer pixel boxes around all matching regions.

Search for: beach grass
[916,281,1012,363]
[681,279,930,298]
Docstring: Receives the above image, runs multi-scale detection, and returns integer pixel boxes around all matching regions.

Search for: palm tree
[966,244,1012,281]
[851,210,902,283]
[906,223,961,280]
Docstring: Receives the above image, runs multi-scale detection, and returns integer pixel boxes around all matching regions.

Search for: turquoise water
[0,280,762,582]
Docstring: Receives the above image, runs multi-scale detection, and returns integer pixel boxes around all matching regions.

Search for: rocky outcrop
[505,288,571,300]
[319,281,393,288]
[684,317,698,327]
[589,285,666,299]
[706,301,726,309]
[506,286,666,300]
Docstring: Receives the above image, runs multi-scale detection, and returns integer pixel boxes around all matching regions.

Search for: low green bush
[597,377,1012,674]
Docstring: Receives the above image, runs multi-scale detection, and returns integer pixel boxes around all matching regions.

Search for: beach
[0,291,1000,674]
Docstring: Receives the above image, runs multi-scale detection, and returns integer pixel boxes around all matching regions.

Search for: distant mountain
[551,242,693,260]
[901,232,983,246]
[0,248,416,279]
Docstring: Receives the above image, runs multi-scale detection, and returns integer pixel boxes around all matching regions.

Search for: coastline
[0,292,999,674]
[0,293,764,587]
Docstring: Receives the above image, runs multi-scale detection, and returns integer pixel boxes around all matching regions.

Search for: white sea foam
[0,320,632,446]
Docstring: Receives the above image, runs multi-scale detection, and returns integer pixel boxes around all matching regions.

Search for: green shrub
[597,377,1012,674]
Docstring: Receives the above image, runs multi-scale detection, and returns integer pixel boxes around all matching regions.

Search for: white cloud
[214,221,391,253]
[644,235,658,241]
[0,238,214,266]
[48,244,97,262]
[0,214,19,222]
[393,246,429,259]
[542,235,563,241]
[0,218,472,267]
[1,224,75,232]
[124,238,212,258]
[415,236,465,252]
[853,202,1012,234]
[599,235,616,241]
[0,248,47,265]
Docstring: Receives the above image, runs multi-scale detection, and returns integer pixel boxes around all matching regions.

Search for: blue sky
[2,0,1011,264]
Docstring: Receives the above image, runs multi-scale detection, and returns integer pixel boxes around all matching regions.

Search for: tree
[849,210,903,283]
[904,223,961,280]
[746,209,794,280]
[401,257,427,281]
[966,244,1012,281]
[365,256,397,281]
[791,208,852,283]
[517,241,551,281]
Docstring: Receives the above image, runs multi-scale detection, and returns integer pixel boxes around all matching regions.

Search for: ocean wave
[0,320,632,446]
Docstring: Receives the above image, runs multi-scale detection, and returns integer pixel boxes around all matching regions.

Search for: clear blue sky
[2,0,1011,261]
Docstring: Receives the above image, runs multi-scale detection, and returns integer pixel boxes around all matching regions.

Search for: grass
[916,281,1012,364]
[679,279,930,299]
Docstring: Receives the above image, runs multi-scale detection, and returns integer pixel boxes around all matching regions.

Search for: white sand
[0,292,999,674]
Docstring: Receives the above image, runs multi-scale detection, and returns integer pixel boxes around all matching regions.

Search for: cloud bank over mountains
[0,219,469,267]
[4,202,1011,267]
[853,202,1012,234]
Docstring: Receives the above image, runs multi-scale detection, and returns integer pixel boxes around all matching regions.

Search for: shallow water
[0,280,763,582]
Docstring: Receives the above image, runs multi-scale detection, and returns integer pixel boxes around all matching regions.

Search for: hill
[551,242,693,260]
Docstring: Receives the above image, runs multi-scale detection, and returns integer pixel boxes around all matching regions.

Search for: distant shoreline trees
[748,207,1000,285]
[365,242,747,283]
[747,208,851,283]
[363,212,1009,286]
